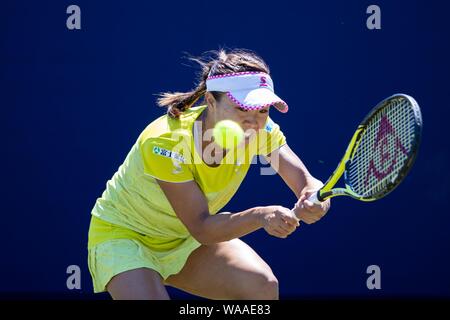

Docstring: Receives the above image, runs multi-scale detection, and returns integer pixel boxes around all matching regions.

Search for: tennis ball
[213,120,244,149]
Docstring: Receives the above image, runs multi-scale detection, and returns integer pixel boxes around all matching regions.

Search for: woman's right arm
[157,180,299,244]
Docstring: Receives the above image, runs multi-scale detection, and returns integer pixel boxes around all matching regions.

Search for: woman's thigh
[165,239,279,300]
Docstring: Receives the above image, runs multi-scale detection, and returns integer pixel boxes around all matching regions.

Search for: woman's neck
[201,107,213,133]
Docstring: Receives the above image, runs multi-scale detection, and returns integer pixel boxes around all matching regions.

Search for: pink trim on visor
[226,92,289,113]
[207,71,267,80]
[206,71,289,113]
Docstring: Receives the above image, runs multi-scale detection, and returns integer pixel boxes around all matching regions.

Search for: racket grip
[307,192,322,205]
[290,210,300,222]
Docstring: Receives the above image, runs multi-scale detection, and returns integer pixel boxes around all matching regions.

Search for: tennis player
[88,49,331,300]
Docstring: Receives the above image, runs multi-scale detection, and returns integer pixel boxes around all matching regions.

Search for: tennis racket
[308,93,422,204]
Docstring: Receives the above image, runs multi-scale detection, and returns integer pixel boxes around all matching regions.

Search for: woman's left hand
[292,178,331,224]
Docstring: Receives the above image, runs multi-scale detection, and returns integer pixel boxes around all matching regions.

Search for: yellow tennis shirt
[90,105,286,244]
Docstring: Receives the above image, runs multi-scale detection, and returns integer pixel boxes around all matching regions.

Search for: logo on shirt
[152,146,186,163]
[265,119,274,132]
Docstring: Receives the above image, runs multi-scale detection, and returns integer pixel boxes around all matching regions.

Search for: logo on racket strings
[364,115,409,185]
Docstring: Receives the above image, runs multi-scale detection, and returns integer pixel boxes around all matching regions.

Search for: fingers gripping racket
[308,93,422,204]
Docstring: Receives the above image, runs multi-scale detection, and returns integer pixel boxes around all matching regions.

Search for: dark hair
[157,49,270,118]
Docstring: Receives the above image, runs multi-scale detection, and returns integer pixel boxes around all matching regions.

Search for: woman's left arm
[265,144,331,224]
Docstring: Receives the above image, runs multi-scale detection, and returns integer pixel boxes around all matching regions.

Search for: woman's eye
[236,107,248,112]
[259,109,269,114]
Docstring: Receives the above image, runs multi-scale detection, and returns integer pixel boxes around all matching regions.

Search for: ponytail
[157,82,206,118]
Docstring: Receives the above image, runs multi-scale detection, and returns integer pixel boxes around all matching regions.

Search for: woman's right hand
[259,206,300,238]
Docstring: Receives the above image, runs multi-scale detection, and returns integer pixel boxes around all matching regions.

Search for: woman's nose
[243,116,260,130]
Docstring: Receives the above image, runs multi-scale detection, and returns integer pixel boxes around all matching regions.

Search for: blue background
[1,0,449,299]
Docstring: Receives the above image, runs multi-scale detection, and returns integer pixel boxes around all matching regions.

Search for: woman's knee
[107,268,170,300]
[235,271,279,300]
[255,273,279,300]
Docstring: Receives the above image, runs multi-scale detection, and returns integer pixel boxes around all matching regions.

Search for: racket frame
[315,94,422,203]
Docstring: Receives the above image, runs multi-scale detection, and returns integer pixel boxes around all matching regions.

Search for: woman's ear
[205,92,216,110]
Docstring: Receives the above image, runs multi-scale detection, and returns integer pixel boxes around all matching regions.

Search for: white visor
[205,72,288,113]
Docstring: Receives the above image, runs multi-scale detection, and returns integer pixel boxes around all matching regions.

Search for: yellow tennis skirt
[87,215,201,293]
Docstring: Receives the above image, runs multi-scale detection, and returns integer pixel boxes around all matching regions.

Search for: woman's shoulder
[137,106,206,153]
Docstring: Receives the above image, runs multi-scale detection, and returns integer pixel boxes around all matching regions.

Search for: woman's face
[207,93,270,141]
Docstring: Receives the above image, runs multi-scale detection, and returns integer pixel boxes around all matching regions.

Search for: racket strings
[347,98,416,197]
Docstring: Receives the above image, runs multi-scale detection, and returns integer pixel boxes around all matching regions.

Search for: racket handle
[307,192,322,205]
[290,210,300,222]
[291,191,322,221]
